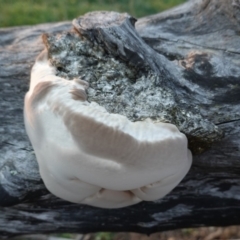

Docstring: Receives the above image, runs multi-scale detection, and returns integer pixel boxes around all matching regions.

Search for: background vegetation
[0,0,186,28]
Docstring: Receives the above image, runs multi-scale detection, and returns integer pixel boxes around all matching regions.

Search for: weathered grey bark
[0,0,240,238]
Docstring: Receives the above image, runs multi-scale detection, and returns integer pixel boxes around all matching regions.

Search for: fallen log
[0,0,240,238]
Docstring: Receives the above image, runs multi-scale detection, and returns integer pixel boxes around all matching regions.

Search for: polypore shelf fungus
[24,12,222,208]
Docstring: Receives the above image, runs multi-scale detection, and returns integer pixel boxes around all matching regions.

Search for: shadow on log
[0,0,240,238]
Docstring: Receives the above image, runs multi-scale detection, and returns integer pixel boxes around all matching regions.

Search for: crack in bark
[143,37,240,55]
[216,119,240,126]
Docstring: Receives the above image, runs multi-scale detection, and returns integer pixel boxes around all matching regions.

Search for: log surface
[0,0,240,238]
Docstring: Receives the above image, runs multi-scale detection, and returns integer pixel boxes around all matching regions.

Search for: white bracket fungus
[24,50,192,208]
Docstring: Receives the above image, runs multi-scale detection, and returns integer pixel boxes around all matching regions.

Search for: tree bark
[0,0,240,238]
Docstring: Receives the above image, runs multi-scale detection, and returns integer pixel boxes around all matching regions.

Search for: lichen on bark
[43,12,223,154]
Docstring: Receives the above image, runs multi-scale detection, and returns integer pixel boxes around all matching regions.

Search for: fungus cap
[24,50,192,208]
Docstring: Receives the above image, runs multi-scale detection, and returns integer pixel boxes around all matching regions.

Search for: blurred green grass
[0,0,186,27]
